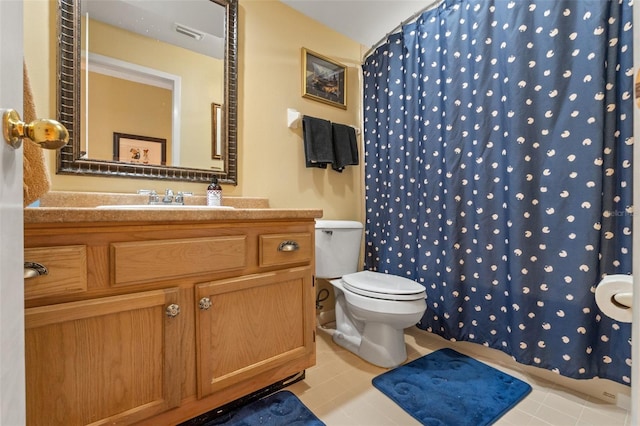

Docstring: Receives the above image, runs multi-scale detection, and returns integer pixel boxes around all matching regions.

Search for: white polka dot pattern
[362,0,633,385]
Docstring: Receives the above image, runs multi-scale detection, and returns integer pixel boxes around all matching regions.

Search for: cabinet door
[196,267,314,398]
[25,289,182,426]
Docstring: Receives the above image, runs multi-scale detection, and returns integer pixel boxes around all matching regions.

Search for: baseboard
[405,327,631,406]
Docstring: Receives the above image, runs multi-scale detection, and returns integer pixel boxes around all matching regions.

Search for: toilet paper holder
[595,274,633,323]
[612,292,632,309]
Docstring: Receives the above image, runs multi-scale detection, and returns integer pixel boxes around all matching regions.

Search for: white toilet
[315,220,427,368]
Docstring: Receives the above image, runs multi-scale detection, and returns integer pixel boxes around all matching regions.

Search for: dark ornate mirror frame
[56,0,238,185]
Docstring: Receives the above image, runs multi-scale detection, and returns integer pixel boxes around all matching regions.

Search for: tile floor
[288,325,632,426]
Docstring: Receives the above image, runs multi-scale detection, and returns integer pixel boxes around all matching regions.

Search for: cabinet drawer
[259,233,312,267]
[111,236,246,286]
[24,245,87,300]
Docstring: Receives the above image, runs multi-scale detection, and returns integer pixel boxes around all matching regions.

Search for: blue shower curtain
[362,0,633,384]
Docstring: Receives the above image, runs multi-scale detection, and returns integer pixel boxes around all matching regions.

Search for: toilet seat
[342,270,426,301]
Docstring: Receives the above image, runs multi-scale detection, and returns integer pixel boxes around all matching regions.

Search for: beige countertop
[25,191,323,225]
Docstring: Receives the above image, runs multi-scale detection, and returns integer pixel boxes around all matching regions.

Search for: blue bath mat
[202,390,324,426]
[372,348,531,426]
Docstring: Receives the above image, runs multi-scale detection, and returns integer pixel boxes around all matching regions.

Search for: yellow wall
[24,0,364,222]
[85,73,173,164]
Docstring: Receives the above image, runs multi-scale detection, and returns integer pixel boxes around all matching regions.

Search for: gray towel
[331,123,359,172]
[303,115,334,168]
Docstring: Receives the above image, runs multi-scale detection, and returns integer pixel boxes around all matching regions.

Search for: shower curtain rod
[363,0,444,60]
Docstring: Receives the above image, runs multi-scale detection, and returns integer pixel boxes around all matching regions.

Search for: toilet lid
[341,270,426,301]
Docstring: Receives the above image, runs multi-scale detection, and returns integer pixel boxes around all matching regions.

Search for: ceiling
[279,0,436,49]
[83,0,435,59]
[82,0,226,58]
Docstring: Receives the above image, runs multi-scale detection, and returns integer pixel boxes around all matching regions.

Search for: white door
[0,0,25,424]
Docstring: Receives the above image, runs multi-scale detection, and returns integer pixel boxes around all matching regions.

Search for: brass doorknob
[3,109,69,150]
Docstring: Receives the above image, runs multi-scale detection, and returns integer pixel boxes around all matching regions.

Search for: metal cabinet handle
[24,262,48,279]
[165,303,181,318]
[278,240,299,252]
[199,297,212,311]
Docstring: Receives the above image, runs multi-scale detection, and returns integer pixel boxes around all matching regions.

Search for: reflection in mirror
[211,103,223,160]
[56,0,237,184]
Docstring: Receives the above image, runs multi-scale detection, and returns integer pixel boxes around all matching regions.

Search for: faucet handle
[175,191,193,205]
[148,190,159,204]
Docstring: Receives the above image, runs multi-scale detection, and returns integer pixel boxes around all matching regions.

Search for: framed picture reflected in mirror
[211,102,223,159]
[113,132,167,166]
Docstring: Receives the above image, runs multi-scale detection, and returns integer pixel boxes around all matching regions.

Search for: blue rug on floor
[203,391,324,426]
[372,348,531,426]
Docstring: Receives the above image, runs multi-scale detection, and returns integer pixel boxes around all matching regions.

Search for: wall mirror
[56,0,238,184]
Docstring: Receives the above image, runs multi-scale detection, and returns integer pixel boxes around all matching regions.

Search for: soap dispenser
[207,176,222,206]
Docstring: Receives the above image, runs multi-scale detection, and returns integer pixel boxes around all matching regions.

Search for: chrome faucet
[139,188,191,205]
[162,189,174,203]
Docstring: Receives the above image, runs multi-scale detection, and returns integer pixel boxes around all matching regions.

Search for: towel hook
[286,108,361,134]
[287,108,302,129]
[2,109,69,150]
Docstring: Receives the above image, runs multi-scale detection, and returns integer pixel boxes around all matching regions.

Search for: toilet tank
[315,220,363,279]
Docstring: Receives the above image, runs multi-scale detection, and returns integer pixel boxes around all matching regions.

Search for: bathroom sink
[96,204,235,210]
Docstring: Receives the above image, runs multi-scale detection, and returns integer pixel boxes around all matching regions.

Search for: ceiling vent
[174,23,204,41]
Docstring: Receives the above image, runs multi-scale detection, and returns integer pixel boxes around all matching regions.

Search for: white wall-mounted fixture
[287,108,360,134]
[174,23,204,40]
[287,108,302,128]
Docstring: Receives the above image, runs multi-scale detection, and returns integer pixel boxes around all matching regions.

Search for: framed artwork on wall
[113,132,167,166]
[301,47,347,109]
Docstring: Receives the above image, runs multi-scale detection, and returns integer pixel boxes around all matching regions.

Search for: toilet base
[333,321,407,368]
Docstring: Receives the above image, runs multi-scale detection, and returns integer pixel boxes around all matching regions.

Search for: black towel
[302,115,334,168]
[331,123,359,172]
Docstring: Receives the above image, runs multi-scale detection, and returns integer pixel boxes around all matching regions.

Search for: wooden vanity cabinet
[23,219,317,426]
[25,288,182,425]
[196,266,313,398]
